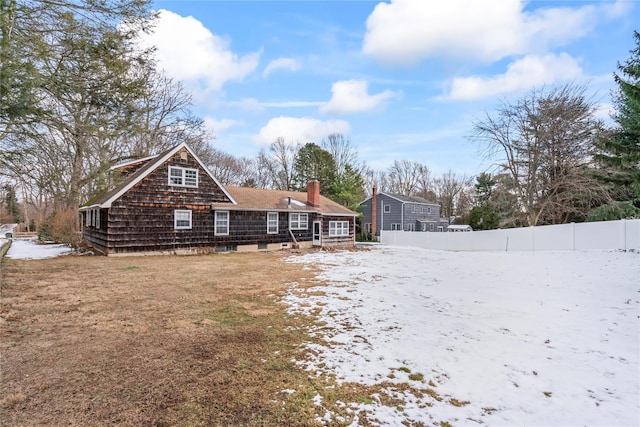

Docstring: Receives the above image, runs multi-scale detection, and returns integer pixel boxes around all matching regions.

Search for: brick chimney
[307,180,321,208]
[371,187,377,236]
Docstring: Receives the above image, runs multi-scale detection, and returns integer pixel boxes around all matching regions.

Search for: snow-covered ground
[4,237,73,260]
[284,246,640,426]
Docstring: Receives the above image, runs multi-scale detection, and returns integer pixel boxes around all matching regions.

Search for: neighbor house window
[215,211,229,235]
[289,213,308,230]
[329,221,349,236]
[168,166,198,188]
[429,223,435,231]
[427,207,431,214]
[174,210,192,230]
[405,223,415,231]
[267,212,278,234]
[391,223,402,230]
[384,205,391,213]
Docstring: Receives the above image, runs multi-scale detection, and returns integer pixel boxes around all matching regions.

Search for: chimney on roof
[307,180,321,208]
[371,187,377,236]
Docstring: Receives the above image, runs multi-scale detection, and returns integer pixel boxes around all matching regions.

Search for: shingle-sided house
[80,143,356,255]
[359,189,450,237]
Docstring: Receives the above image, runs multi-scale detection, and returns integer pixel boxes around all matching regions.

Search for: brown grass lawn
[0,250,359,426]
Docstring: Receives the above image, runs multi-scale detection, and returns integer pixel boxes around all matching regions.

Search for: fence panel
[380,219,640,251]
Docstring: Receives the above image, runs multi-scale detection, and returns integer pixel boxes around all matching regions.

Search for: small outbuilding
[446,224,473,232]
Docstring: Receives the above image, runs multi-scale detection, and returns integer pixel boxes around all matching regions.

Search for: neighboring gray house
[359,189,450,237]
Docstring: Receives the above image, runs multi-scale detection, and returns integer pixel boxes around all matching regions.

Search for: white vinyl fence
[381,219,640,251]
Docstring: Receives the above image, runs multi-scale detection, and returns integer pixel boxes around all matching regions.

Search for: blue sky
[145,0,638,176]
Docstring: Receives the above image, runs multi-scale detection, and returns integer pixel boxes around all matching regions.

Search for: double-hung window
[267,212,278,234]
[215,211,229,235]
[174,210,192,230]
[289,213,308,230]
[329,221,349,237]
[169,166,198,188]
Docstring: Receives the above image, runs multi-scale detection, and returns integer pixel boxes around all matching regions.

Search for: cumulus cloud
[263,57,301,78]
[253,117,351,145]
[136,9,261,90]
[362,0,626,66]
[203,117,242,134]
[320,80,397,114]
[446,53,583,100]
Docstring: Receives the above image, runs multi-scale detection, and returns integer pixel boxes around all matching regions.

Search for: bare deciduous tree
[432,170,473,221]
[472,84,607,225]
[257,137,299,190]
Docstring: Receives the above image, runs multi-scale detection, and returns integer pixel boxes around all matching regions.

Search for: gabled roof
[81,143,237,210]
[360,192,439,206]
[224,186,357,216]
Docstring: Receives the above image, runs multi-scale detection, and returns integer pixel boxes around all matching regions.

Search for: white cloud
[253,117,351,145]
[137,9,261,90]
[203,117,242,134]
[320,80,397,114]
[227,98,264,111]
[362,0,621,66]
[263,57,301,78]
[447,53,583,100]
[594,103,614,122]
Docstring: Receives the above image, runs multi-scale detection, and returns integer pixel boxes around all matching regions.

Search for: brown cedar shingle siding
[81,143,356,254]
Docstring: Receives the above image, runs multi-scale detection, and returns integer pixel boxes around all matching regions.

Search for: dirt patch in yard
[0,250,329,426]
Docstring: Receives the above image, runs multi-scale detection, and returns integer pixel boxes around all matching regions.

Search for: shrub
[38,210,81,247]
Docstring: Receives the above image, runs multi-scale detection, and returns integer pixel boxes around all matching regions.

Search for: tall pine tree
[594,31,640,212]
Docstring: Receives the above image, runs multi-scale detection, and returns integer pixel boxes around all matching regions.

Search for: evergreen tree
[593,31,640,209]
[292,143,337,195]
[2,184,21,222]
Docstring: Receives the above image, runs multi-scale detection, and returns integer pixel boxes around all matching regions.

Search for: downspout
[401,203,404,231]
[380,199,384,236]
[288,229,298,245]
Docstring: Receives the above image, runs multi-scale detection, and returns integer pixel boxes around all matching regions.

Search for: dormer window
[169,166,198,188]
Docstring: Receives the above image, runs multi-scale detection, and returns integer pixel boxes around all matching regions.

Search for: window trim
[391,223,402,231]
[214,210,229,236]
[168,166,199,188]
[174,209,192,230]
[267,212,278,234]
[384,204,391,213]
[289,212,308,230]
[329,220,349,237]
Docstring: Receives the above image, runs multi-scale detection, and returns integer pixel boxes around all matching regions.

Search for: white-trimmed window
[267,212,278,234]
[169,166,198,188]
[391,223,402,231]
[384,205,391,213]
[289,213,308,230]
[86,209,100,228]
[215,211,229,235]
[427,207,432,214]
[329,221,349,237]
[429,223,435,231]
[174,210,192,230]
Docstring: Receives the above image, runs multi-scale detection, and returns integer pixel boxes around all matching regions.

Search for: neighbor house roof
[223,186,357,216]
[80,143,237,210]
[360,192,439,206]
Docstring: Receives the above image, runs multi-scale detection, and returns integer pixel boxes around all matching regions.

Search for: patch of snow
[5,237,73,260]
[284,246,640,426]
